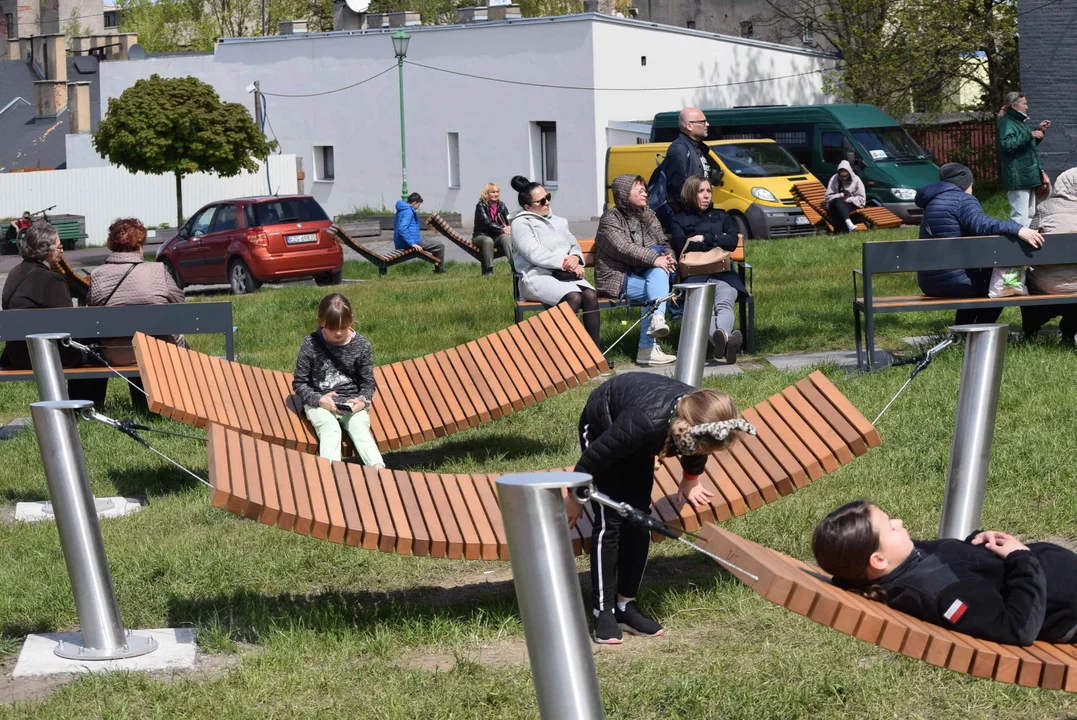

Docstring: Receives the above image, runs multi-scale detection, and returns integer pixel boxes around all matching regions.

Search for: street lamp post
[392,29,411,200]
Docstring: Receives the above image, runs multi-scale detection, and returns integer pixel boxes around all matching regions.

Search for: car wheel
[229,259,262,295]
[732,213,751,240]
[160,259,184,290]
[315,268,343,286]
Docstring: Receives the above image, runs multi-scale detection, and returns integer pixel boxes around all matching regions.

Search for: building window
[803,18,814,45]
[740,21,753,38]
[446,132,460,188]
[314,145,335,181]
[686,20,695,29]
[4,13,13,38]
[104,11,118,28]
[538,122,557,187]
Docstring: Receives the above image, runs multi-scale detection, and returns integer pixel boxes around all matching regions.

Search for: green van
[650,104,939,224]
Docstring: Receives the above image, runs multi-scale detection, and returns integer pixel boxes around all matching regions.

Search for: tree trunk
[175,171,184,229]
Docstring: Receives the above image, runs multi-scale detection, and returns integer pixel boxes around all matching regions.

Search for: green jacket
[997,107,1043,190]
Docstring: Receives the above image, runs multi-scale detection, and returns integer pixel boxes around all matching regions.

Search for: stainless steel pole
[30,399,157,660]
[938,323,1008,540]
[496,472,604,720]
[27,332,71,402]
[673,282,716,388]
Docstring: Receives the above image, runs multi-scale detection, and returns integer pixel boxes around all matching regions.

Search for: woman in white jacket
[824,160,867,233]
[1023,167,1077,343]
[509,175,601,346]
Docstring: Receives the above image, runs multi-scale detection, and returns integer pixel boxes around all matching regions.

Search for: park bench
[698,522,1077,692]
[329,225,440,276]
[0,302,234,382]
[51,215,89,251]
[204,369,881,559]
[134,303,608,455]
[513,237,756,354]
[426,214,505,270]
[853,233,1077,370]
[792,181,903,233]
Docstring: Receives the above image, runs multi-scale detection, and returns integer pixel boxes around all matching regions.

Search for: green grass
[2,234,1076,718]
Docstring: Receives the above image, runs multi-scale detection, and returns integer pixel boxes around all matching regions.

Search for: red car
[157,195,343,295]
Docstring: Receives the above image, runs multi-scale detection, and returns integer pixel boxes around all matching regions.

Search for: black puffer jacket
[473,200,510,239]
[575,374,707,485]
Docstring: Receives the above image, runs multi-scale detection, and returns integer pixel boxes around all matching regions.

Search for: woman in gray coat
[509,175,600,345]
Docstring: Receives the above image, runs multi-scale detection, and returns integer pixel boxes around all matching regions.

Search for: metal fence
[904,121,998,183]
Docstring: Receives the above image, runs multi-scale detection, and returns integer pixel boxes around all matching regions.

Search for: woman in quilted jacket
[565,373,755,645]
[997,92,1051,227]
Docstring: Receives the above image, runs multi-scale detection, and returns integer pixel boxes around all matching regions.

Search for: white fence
[0,154,299,246]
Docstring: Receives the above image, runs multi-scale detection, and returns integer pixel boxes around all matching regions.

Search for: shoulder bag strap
[100,263,139,306]
[311,330,356,378]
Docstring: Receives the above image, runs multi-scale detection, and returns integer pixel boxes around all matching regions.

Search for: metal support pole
[673,282,716,388]
[27,332,71,402]
[496,472,604,720]
[30,399,157,660]
[938,323,1008,540]
[397,56,408,200]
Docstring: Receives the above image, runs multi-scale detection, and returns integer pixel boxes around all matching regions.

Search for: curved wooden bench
[133,303,609,454]
[329,225,440,275]
[204,370,881,559]
[426,214,505,265]
[697,523,1077,692]
[792,181,902,232]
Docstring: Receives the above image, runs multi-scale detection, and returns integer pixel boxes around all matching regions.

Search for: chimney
[34,80,66,117]
[278,20,308,35]
[117,33,137,59]
[456,7,488,23]
[31,34,67,81]
[486,3,520,20]
[387,11,421,27]
[67,82,91,133]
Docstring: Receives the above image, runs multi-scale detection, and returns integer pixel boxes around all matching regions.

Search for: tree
[93,75,278,228]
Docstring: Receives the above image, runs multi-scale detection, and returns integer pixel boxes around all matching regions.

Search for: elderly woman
[998,92,1051,227]
[670,176,748,365]
[825,160,866,233]
[510,175,601,346]
[472,183,513,276]
[1022,167,1077,344]
[595,174,677,366]
[85,218,185,408]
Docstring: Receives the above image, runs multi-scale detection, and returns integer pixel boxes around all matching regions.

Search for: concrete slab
[766,349,894,371]
[13,628,197,678]
[0,416,32,441]
[15,497,145,523]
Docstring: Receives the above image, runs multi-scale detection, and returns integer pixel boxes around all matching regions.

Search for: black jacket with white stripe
[575,374,707,486]
[876,536,1077,646]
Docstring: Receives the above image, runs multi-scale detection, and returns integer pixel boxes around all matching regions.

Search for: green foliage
[518,0,582,17]
[62,7,89,42]
[116,0,216,52]
[267,0,335,33]
[367,0,580,21]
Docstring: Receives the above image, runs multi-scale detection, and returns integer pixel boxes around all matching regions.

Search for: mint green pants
[304,405,384,466]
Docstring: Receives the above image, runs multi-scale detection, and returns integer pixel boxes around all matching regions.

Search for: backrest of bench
[863,233,1077,275]
[0,302,233,341]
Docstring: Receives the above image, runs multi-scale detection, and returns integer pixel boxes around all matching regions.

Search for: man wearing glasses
[664,108,721,215]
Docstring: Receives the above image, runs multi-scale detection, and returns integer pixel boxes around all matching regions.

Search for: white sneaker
[845,218,857,231]
[646,313,670,338]
[637,344,676,366]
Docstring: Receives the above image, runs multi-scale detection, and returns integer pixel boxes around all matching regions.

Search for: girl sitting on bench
[812,500,1077,646]
[293,293,385,468]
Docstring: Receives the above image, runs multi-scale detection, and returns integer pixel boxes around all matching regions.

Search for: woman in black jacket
[813,500,1077,646]
[472,183,513,275]
[566,373,755,644]
[670,176,749,365]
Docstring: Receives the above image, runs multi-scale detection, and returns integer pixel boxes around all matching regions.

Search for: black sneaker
[592,609,624,645]
[711,328,728,362]
[724,330,743,365]
[615,602,664,637]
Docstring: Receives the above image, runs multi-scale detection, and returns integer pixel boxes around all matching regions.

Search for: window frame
[313,145,335,182]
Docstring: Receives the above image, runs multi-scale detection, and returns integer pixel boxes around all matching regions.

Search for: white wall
[0,154,298,245]
[98,16,836,221]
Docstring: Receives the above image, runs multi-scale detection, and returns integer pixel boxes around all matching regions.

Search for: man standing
[998,92,1051,227]
[393,192,445,272]
[664,108,721,214]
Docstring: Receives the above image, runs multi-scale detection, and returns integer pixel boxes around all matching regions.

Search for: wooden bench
[513,238,756,354]
[854,234,1077,370]
[134,303,608,455]
[792,181,903,233]
[697,523,1077,692]
[329,225,440,276]
[426,214,505,269]
[0,302,234,382]
[52,216,89,251]
[205,369,881,559]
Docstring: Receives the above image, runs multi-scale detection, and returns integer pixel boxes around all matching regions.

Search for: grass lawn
[1,226,1076,718]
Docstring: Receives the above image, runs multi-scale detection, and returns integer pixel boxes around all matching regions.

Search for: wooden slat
[702,455,746,516]
[387,469,419,556]
[239,433,264,520]
[536,309,588,383]
[463,340,513,417]
[410,355,461,435]
[516,317,569,392]
[782,385,853,465]
[492,329,541,405]
[445,347,492,423]
[809,371,881,448]
[365,392,391,454]
[457,474,498,561]
[173,345,209,428]
[252,367,290,449]
[424,472,463,559]
[379,364,423,447]
[330,462,362,547]
[753,402,823,481]
[162,343,197,425]
[474,474,509,560]
[223,427,249,517]
[662,455,729,523]
[505,323,558,399]
[270,443,297,531]
[199,352,234,431]
[363,466,396,553]
[794,378,866,456]
[430,350,478,429]
[151,339,185,422]
[300,453,330,540]
[476,335,525,411]
[768,393,838,474]
[440,474,481,561]
[287,448,313,536]
[408,471,443,558]
[455,344,504,421]
[270,369,307,451]
[526,313,579,388]
[256,441,280,527]
[345,464,378,550]
[207,424,230,509]
[316,458,346,543]
[740,407,807,489]
[371,366,409,449]
[549,303,605,377]
[388,362,434,444]
[215,356,255,440]
[400,358,446,437]
[131,335,162,415]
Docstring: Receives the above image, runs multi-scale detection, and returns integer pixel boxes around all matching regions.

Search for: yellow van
[604,139,819,239]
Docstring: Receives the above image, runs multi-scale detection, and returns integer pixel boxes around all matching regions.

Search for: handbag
[1036,170,1052,202]
[678,246,731,279]
[551,269,580,282]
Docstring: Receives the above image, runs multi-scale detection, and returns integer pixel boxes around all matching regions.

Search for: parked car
[157,195,344,295]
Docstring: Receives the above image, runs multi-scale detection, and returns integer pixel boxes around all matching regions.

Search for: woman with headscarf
[1022,167,1077,344]
[824,160,867,233]
[595,174,677,366]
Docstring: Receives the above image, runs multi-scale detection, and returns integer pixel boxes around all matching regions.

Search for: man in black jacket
[664,108,721,215]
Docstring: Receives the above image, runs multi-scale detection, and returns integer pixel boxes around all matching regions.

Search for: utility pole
[261,0,267,35]
[253,80,263,129]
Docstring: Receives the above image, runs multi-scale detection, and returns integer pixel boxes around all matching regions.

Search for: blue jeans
[625,267,671,348]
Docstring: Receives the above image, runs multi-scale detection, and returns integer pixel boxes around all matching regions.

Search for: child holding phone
[293,293,385,468]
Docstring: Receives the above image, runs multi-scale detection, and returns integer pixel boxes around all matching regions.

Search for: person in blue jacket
[915,163,1044,325]
[393,192,445,272]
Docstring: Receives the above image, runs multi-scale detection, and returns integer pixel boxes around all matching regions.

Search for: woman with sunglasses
[509,175,601,347]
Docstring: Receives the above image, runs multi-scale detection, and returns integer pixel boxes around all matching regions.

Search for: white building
[76,13,837,221]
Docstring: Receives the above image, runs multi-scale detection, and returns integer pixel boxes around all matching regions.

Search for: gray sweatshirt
[292,330,376,408]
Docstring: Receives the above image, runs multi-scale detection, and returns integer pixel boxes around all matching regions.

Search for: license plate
[795,215,810,225]
[286,233,318,245]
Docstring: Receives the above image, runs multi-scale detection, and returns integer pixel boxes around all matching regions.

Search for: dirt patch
[1038,536,1077,553]
[0,643,254,707]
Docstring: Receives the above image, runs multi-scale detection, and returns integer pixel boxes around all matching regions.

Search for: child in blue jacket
[393,192,445,272]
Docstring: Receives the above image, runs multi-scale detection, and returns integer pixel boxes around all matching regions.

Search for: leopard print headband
[673,418,757,456]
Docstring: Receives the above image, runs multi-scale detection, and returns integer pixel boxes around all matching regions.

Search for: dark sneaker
[711,328,728,362]
[615,602,664,637]
[724,330,743,365]
[592,609,624,645]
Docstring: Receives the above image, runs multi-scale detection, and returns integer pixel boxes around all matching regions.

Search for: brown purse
[678,247,731,279]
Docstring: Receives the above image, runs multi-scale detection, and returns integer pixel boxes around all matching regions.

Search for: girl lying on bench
[812,500,1077,646]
